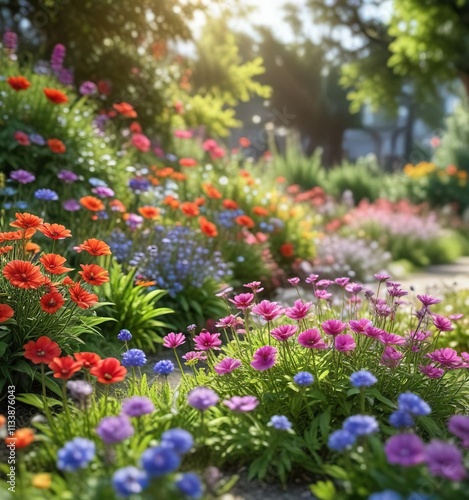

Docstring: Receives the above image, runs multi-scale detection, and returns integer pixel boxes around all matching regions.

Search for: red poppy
[39,253,73,274]
[40,291,65,314]
[222,199,239,210]
[180,202,200,217]
[163,195,179,209]
[280,243,295,258]
[47,138,66,154]
[23,336,61,365]
[194,197,205,206]
[68,283,98,309]
[0,246,13,255]
[156,167,174,178]
[179,157,197,167]
[43,88,68,104]
[235,215,255,229]
[199,217,218,238]
[239,137,250,148]
[253,206,269,216]
[78,264,109,286]
[0,304,14,323]
[113,102,137,118]
[129,122,142,133]
[90,357,127,384]
[3,260,44,289]
[171,172,187,182]
[79,196,105,212]
[74,352,102,369]
[138,206,160,220]
[48,356,83,379]
[79,238,112,256]
[5,428,35,448]
[202,183,222,199]
[7,76,31,91]
[10,213,44,231]
[37,223,72,240]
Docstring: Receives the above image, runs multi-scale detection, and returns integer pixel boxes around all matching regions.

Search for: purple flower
[343,415,378,436]
[297,329,328,349]
[3,32,18,51]
[187,387,219,411]
[374,273,390,281]
[425,440,466,481]
[385,434,425,466]
[250,345,277,371]
[194,331,222,351]
[63,198,81,212]
[50,43,66,73]
[381,346,404,368]
[112,466,149,497]
[418,364,444,379]
[350,370,377,388]
[285,299,312,320]
[269,415,292,430]
[432,314,454,332]
[215,315,241,329]
[79,81,98,95]
[305,274,319,284]
[321,319,347,336]
[153,360,174,376]
[293,371,314,386]
[92,186,115,198]
[128,177,150,193]
[126,213,144,231]
[270,324,297,342]
[335,277,350,287]
[214,357,241,375]
[122,349,147,367]
[317,279,334,288]
[335,334,356,352]
[427,348,461,368]
[448,415,469,447]
[122,396,155,417]
[10,169,35,184]
[182,351,207,364]
[398,393,431,416]
[328,429,356,451]
[229,293,254,310]
[417,294,441,307]
[288,277,300,286]
[34,188,58,201]
[141,446,181,477]
[349,318,372,334]
[379,332,406,346]
[118,329,132,342]
[57,169,79,183]
[251,300,284,321]
[163,332,185,349]
[96,415,134,444]
[161,428,194,454]
[315,289,332,300]
[58,67,74,86]
[29,133,46,145]
[223,396,259,412]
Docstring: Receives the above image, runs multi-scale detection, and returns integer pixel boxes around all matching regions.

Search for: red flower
[280,243,295,258]
[43,88,69,104]
[239,137,250,148]
[14,131,30,146]
[113,102,137,118]
[78,264,109,286]
[131,133,151,152]
[79,238,112,256]
[235,215,255,229]
[90,357,127,384]
[74,352,102,369]
[47,138,66,154]
[202,183,222,199]
[23,336,61,364]
[69,283,98,309]
[179,157,197,167]
[3,260,44,289]
[7,76,31,91]
[39,253,73,274]
[138,206,160,220]
[5,428,35,448]
[199,217,218,238]
[79,196,105,212]
[129,122,142,133]
[40,291,65,314]
[0,246,13,255]
[10,212,44,230]
[0,304,14,323]
[48,356,83,379]
[223,199,239,210]
[180,202,200,217]
[37,223,72,240]
[253,206,269,216]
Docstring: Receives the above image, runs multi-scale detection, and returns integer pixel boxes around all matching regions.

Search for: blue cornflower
[15,201,28,209]
[269,415,292,431]
[293,371,314,386]
[350,370,377,388]
[389,410,415,428]
[397,392,431,416]
[117,329,132,342]
[328,429,356,451]
[161,428,194,455]
[153,360,175,376]
[368,491,402,500]
[34,188,59,201]
[343,415,379,437]
[122,349,147,367]
[89,177,108,187]
[174,472,203,499]
[56,437,95,471]
[112,466,149,497]
[128,177,150,192]
[140,446,181,477]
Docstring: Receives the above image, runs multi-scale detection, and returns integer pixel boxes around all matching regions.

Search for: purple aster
[126,213,144,231]
[63,199,81,211]
[328,429,356,451]
[92,186,115,198]
[3,32,18,51]
[418,364,445,379]
[10,169,35,184]
[448,415,469,447]
[374,273,390,281]
[425,440,466,481]
[335,277,350,287]
[432,314,454,332]
[315,289,332,300]
[214,357,241,375]
[29,133,46,146]
[223,396,259,412]
[427,348,461,368]
[121,396,155,417]
[34,188,59,201]
[79,81,98,96]
[96,415,134,444]
[381,346,404,368]
[316,279,334,288]
[385,433,425,466]
[335,334,356,352]
[417,294,441,307]
[57,169,79,183]
[343,415,379,436]
[187,387,219,411]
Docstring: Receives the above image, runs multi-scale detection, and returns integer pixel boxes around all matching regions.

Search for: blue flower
[29,133,46,146]
[328,429,356,451]
[293,371,314,386]
[175,472,203,499]
[153,360,175,376]
[140,446,181,477]
[117,329,132,342]
[389,410,415,428]
[343,415,379,437]
[34,188,59,201]
[350,370,377,388]
[269,415,292,431]
[122,349,147,367]
[161,428,194,455]
[397,392,431,417]
[112,466,149,497]
[368,491,402,500]
[57,438,95,471]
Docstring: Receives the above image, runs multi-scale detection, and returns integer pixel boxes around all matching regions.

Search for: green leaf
[310,480,336,500]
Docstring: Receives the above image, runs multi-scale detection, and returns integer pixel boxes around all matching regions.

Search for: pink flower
[419,364,445,379]
[252,300,284,321]
[432,314,454,332]
[427,348,461,368]
[379,332,406,346]
[316,279,334,288]
[345,283,363,294]
[297,329,328,349]
[174,129,193,139]
[315,289,331,300]
[182,351,207,364]
[215,315,241,329]
[417,294,441,307]
[335,277,350,287]
[229,293,254,310]
[194,331,222,351]
[250,346,278,371]
[214,357,241,375]
[449,313,464,321]
[210,146,225,160]
[223,395,259,412]
[131,133,151,152]
[288,277,300,286]
[321,319,347,336]
[305,274,319,284]
[365,325,385,339]
[163,332,186,349]
[334,334,356,352]
[270,324,297,342]
[349,318,372,334]
[285,299,312,320]
[14,131,30,146]
[243,281,264,293]
[202,139,218,151]
[381,346,404,368]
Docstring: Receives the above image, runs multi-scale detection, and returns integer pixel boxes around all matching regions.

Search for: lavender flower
[57,169,79,183]
[121,396,155,417]
[350,370,377,388]
[269,415,292,431]
[223,396,259,412]
[3,32,18,51]
[448,415,469,447]
[96,415,134,444]
[50,43,66,73]
[79,81,98,96]
[425,440,466,481]
[10,169,35,184]
[34,188,59,201]
[66,380,93,401]
[29,133,46,146]
[385,433,425,466]
[63,199,81,211]
[187,387,219,411]
[112,466,149,497]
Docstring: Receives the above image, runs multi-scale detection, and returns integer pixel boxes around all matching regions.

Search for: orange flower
[23,336,61,365]
[446,164,458,176]
[80,196,105,212]
[0,229,35,242]
[171,172,187,181]
[179,157,198,167]
[3,260,44,289]
[253,206,269,216]
[32,473,51,489]
[235,215,255,229]
[43,88,68,104]
[62,276,75,286]
[39,253,73,274]
[223,199,239,210]
[135,279,157,287]
[79,238,112,256]
[0,415,5,427]
[113,102,137,118]
[202,183,222,199]
[74,352,102,369]
[194,197,205,206]
[239,137,250,148]
[69,282,98,309]
[138,206,160,220]
[47,138,66,154]
[25,242,41,254]
[7,76,31,91]
[163,195,180,209]
[90,357,127,384]
[0,246,13,255]
[5,428,35,449]
[78,264,109,286]
[0,304,14,323]
[180,202,200,217]
[156,167,174,177]
[37,223,72,240]
[239,170,251,178]
[129,121,142,133]
[10,212,44,230]
[40,291,65,314]
[280,243,295,258]
[48,356,83,379]
[199,216,218,238]
[109,199,126,212]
